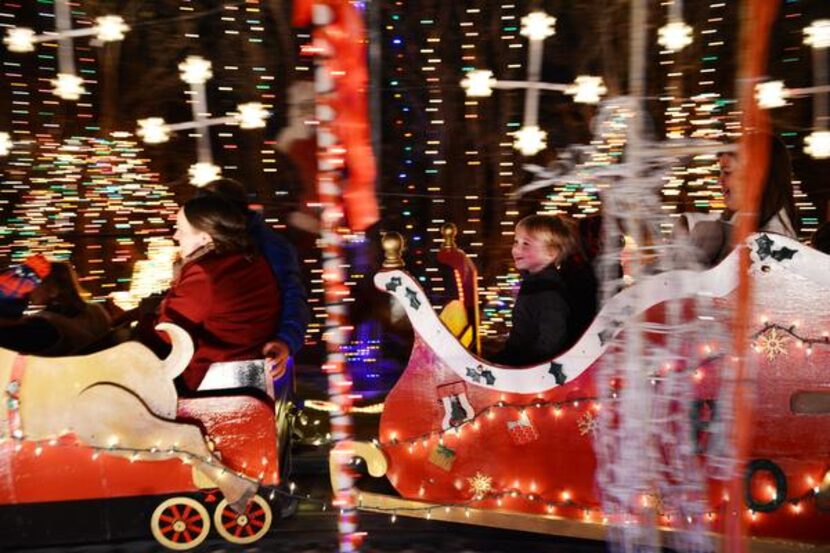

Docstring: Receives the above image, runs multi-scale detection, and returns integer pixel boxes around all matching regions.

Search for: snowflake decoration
[754,328,789,361]
[468,472,493,499]
[577,411,599,436]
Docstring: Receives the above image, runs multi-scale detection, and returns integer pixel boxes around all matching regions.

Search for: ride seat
[435,223,481,355]
[197,359,274,399]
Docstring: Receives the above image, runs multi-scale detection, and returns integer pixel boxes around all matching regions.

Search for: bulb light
[513,125,547,156]
[236,102,269,129]
[755,81,788,109]
[0,132,11,156]
[188,162,222,187]
[805,131,830,159]
[4,27,36,52]
[178,55,213,85]
[520,12,556,41]
[804,20,830,49]
[658,21,694,52]
[566,76,607,104]
[95,15,129,42]
[52,73,86,100]
[461,70,496,98]
[137,118,170,144]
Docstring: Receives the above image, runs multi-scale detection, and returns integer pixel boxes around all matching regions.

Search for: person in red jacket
[145,195,281,391]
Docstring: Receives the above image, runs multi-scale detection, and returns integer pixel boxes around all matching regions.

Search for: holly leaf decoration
[405,287,421,310]
[549,362,567,385]
[771,246,797,261]
[385,276,402,292]
[755,234,774,260]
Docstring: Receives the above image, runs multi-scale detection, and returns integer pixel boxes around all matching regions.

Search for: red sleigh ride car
[0,322,293,550]
[335,227,830,552]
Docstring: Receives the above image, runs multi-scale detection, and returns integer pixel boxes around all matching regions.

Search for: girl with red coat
[146,195,281,391]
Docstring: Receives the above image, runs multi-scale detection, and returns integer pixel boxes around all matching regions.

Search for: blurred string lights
[136,54,269,186]
[0,134,179,273]
[776,3,821,237]
[654,0,729,239]
[756,19,830,160]
[2,0,128,100]
[0,1,278,302]
[1,0,104,271]
[0,0,826,336]
[461,11,607,156]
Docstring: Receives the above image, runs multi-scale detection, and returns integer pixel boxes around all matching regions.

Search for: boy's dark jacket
[493,261,598,366]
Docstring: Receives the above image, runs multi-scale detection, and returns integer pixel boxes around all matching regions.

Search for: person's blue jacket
[248,212,310,355]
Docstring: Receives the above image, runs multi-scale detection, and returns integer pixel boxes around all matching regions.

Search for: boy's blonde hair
[516,214,577,264]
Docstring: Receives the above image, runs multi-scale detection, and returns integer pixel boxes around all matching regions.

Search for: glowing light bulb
[235,102,269,129]
[3,27,36,53]
[520,12,556,41]
[95,15,129,42]
[178,55,213,85]
[188,162,222,187]
[755,81,788,109]
[52,73,86,100]
[805,131,830,159]
[137,118,170,144]
[566,76,607,104]
[804,20,830,49]
[658,20,694,52]
[461,70,496,98]
[513,125,547,156]
[0,132,11,156]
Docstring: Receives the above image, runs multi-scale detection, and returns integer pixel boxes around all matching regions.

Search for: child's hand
[263,340,290,380]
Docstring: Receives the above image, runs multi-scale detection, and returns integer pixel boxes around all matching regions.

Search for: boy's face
[512,226,557,274]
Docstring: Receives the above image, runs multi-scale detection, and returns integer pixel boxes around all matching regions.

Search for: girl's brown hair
[719,133,799,233]
[182,195,253,255]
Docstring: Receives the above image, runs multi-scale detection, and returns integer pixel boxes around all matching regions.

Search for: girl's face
[173,208,212,258]
[719,153,741,212]
[512,226,558,274]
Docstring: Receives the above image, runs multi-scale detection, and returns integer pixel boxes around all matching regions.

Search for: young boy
[492,214,577,366]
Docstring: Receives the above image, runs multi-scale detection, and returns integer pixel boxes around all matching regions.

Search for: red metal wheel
[150,496,211,550]
[213,494,272,544]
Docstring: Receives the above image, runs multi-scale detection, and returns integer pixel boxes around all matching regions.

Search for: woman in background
[676,134,798,267]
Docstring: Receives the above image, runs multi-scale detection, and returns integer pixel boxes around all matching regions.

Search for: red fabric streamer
[294,0,379,231]
[727,2,781,552]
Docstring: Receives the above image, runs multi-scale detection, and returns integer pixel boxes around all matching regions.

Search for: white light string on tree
[135,55,268,186]
[755,20,830,159]
[460,10,607,156]
[2,0,128,100]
